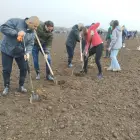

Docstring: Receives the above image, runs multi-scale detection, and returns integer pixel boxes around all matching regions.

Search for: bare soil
[0,34,140,140]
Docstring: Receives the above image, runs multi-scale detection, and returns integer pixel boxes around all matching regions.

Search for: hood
[72,25,78,30]
[116,26,121,32]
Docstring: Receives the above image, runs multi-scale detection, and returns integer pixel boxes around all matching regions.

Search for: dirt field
[0,34,140,140]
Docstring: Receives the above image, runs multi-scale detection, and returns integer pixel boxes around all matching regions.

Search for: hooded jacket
[66,25,80,47]
[110,26,122,49]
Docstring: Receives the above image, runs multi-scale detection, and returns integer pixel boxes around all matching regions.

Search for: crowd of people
[0,16,136,95]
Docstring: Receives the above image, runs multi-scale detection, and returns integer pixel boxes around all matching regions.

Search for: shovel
[72,39,85,76]
[26,61,40,103]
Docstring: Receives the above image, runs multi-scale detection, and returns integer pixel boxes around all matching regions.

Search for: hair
[112,20,119,29]
[82,27,88,37]
[110,20,114,26]
[45,20,54,27]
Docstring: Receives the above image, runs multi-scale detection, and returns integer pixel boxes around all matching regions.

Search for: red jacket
[85,23,103,52]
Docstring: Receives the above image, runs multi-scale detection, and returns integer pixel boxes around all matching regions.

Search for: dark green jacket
[106,26,112,41]
[35,23,53,53]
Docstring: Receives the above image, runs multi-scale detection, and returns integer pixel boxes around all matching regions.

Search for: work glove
[17,31,26,42]
[44,54,48,60]
[24,53,30,61]
[90,30,94,36]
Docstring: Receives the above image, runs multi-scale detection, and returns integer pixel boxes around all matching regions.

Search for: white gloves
[44,54,48,60]
[90,30,94,36]
[24,53,30,61]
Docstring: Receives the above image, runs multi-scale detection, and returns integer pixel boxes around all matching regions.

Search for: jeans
[83,43,103,74]
[66,45,75,65]
[109,49,121,70]
[32,45,51,76]
[1,52,27,87]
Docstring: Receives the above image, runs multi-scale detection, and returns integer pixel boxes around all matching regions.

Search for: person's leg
[32,45,40,79]
[45,53,54,80]
[82,39,86,53]
[95,44,103,77]
[110,49,121,71]
[15,56,28,93]
[1,52,13,95]
[66,45,74,67]
[104,41,109,58]
[82,47,95,73]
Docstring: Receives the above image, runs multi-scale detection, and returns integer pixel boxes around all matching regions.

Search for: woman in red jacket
[81,23,104,78]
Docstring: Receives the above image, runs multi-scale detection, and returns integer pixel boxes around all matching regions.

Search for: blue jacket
[0,18,35,57]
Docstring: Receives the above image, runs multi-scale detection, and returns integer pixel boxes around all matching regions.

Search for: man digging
[0,16,40,95]
[32,21,54,81]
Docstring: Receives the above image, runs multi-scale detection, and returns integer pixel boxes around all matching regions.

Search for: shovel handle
[34,30,54,76]
[80,39,83,62]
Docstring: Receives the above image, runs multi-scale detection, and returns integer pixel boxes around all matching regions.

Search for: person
[66,23,84,68]
[104,20,114,58]
[122,25,127,47]
[0,16,40,95]
[32,21,54,80]
[133,30,137,39]
[81,22,104,79]
[107,20,122,71]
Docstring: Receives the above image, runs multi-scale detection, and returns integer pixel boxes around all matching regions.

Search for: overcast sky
[0,0,139,30]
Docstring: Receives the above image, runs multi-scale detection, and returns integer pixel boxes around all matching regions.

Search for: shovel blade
[29,92,40,103]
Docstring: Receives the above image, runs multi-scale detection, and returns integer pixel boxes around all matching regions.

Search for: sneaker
[68,63,73,68]
[18,86,27,93]
[46,75,54,81]
[107,67,113,71]
[123,43,125,48]
[36,74,40,80]
[2,87,9,96]
[113,69,121,72]
[97,73,103,79]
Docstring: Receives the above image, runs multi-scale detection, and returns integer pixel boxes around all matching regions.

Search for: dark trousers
[1,52,27,87]
[82,39,86,53]
[66,45,75,65]
[105,40,111,57]
[83,43,103,74]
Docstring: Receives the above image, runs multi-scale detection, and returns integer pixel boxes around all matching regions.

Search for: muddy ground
[0,34,140,140]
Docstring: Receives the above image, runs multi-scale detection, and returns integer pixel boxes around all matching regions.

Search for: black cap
[45,20,54,27]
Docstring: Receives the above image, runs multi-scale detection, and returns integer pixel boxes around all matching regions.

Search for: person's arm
[24,33,35,54]
[109,29,117,49]
[91,23,100,29]
[84,30,94,54]
[43,34,53,53]
[0,18,19,37]
[74,30,80,42]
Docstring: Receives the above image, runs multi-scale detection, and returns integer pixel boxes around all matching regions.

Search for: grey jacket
[110,26,122,50]
[0,18,35,57]
[66,25,80,48]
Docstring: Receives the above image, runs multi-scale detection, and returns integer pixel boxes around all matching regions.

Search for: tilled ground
[0,34,140,140]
